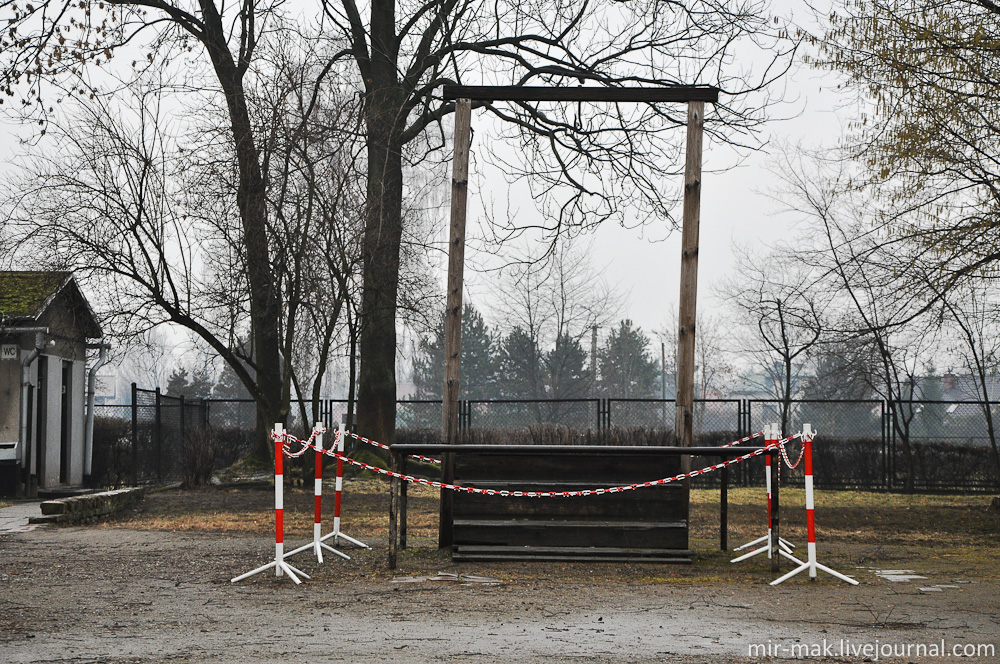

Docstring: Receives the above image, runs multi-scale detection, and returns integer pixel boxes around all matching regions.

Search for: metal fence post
[179,394,186,457]
[881,400,888,490]
[155,387,163,481]
[130,382,138,486]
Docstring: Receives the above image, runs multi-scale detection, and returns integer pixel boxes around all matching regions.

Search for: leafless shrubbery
[180,429,219,489]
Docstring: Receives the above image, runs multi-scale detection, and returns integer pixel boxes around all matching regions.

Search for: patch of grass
[0,501,10,510]
[102,479,1000,583]
[690,487,1000,547]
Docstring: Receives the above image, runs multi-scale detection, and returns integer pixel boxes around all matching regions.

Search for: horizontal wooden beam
[442,85,719,103]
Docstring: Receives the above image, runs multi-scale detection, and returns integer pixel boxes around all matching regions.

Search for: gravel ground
[2,527,998,662]
[2,485,998,663]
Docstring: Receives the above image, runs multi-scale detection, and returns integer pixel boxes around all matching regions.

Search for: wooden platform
[450,449,691,562]
[388,443,768,568]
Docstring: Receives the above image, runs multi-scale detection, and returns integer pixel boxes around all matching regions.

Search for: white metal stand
[732,424,795,563]
[232,424,311,585]
[283,422,351,564]
[319,421,370,550]
[771,425,858,586]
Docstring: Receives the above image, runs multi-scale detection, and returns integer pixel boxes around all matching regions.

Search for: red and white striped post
[275,422,285,575]
[320,420,370,550]
[314,422,323,560]
[766,425,774,559]
[283,422,351,563]
[231,423,311,584]
[771,424,858,586]
[731,423,795,563]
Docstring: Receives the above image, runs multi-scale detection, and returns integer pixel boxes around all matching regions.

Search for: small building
[0,272,103,497]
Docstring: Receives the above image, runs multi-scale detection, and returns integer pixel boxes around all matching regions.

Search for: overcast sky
[455,0,850,340]
[0,0,850,358]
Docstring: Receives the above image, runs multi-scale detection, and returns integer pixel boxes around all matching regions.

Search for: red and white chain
[276,436,799,498]
[273,429,444,465]
[271,429,776,470]
[717,431,764,448]
[778,435,805,469]
[342,431,442,464]
[271,427,329,458]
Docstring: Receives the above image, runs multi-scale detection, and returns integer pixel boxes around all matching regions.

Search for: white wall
[70,358,86,485]
[41,355,62,488]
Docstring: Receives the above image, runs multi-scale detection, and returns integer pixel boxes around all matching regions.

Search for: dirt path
[2,524,998,663]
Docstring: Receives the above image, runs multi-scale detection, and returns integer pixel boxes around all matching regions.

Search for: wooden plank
[452,490,684,520]
[400,456,407,550]
[454,518,688,528]
[454,453,681,483]
[453,520,688,549]
[440,97,473,549]
[442,85,720,104]
[453,545,694,563]
[388,452,399,569]
[455,545,694,557]
[453,553,692,563]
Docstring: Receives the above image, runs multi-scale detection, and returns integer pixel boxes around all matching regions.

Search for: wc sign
[1,345,18,361]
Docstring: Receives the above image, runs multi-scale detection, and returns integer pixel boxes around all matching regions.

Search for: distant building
[0,272,104,497]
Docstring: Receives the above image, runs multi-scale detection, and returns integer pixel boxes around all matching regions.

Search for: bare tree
[720,247,824,434]
[319,0,796,444]
[3,38,364,458]
[927,279,1000,480]
[491,240,621,421]
[780,153,944,491]
[494,240,621,374]
[0,0,329,456]
[657,309,736,399]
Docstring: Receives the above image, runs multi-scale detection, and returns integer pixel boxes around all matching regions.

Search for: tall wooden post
[440,98,472,548]
[674,101,704,451]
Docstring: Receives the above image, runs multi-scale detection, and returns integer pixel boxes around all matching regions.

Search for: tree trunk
[203,23,285,460]
[357,81,405,446]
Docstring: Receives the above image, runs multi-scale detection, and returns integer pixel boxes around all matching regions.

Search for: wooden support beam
[442,85,720,104]
[674,101,705,452]
[400,456,408,550]
[440,98,473,549]
[720,465,729,552]
[388,451,399,570]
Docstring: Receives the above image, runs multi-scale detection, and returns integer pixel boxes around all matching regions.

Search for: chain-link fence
[890,400,1000,491]
[465,399,601,431]
[90,390,1000,492]
[748,400,886,490]
[92,386,208,487]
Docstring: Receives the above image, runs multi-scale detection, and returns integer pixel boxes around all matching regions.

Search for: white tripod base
[326,531,371,549]
[231,558,311,585]
[731,533,795,563]
[284,538,352,563]
[733,533,795,552]
[320,524,371,550]
[770,544,859,586]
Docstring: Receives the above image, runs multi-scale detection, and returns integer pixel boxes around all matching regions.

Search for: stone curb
[31,487,145,525]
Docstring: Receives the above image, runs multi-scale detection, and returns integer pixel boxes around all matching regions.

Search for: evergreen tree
[545,333,591,400]
[165,364,214,398]
[497,327,544,399]
[166,367,191,397]
[412,304,499,399]
[213,361,253,399]
[598,320,659,398]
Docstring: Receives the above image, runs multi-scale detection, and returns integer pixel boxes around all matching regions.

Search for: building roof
[0,271,102,338]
